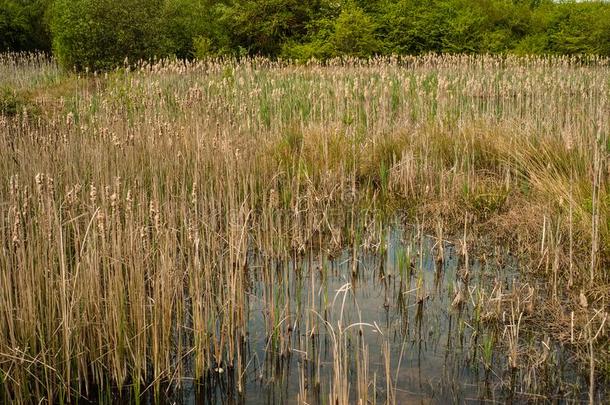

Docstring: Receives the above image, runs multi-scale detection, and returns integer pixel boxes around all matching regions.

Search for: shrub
[163,0,225,59]
[331,5,380,57]
[51,0,169,71]
[0,0,30,51]
[0,86,37,117]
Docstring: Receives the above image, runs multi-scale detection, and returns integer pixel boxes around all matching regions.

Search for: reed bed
[0,53,609,403]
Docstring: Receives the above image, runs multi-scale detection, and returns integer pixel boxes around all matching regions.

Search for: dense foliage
[1,0,610,69]
[0,0,51,52]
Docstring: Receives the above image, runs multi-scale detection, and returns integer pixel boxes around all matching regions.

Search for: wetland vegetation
[0,52,609,403]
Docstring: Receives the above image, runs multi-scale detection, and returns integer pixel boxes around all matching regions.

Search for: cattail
[11,212,20,246]
[110,192,119,216]
[268,188,278,209]
[103,185,111,203]
[149,200,161,233]
[125,189,133,213]
[139,225,148,248]
[111,132,121,147]
[97,211,106,238]
[66,186,77,207]
[21,187,29,216]
[66,112,74,127]
[9,175,18,200]
[89,185,98,206]
[46,175,54,197]
[191,182,198,206]
[35,173,44,195]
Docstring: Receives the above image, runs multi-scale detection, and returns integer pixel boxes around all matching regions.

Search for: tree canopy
[1,0,610,70]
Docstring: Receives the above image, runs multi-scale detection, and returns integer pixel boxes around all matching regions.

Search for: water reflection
[104,225,594,404]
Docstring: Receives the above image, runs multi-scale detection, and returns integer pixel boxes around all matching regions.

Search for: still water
[102,225,596,404]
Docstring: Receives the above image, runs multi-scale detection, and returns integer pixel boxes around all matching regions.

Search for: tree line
[1,0,610,70]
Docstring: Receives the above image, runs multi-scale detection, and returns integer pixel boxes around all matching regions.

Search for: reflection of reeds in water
[0,53,609,403]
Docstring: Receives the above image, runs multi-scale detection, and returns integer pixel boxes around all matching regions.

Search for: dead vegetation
[0,53,609,403]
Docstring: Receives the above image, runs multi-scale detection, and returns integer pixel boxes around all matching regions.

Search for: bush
[0,86,37,117]
[51,0,170,71]
[280,14,336,60]
[544,2,610,55]
[0,0,30,51]
[379,0,447,54]
[281,3,380,61]
[331,5,380,57]
[0,0,51,52]
[281,39,334,61]
[163,0,224,59]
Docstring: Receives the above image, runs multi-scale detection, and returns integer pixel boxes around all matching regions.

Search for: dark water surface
[94,225,598,404]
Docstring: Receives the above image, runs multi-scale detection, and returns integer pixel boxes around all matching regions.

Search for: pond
[89,223,598,404]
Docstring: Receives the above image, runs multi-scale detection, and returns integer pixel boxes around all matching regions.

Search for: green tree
[378,0,448,54]
[442,0,487,53]
[0,0,30,51]
[473,0,534,53]
[331,5,380,57]
[544,2,610,55]
[0,0,51,52]
[163,0,223,59]
[215,0,325,56]
[24,0,53,51]
[52,0,169,70]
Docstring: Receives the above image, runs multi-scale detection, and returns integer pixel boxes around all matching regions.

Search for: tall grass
[0,53,609,403]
